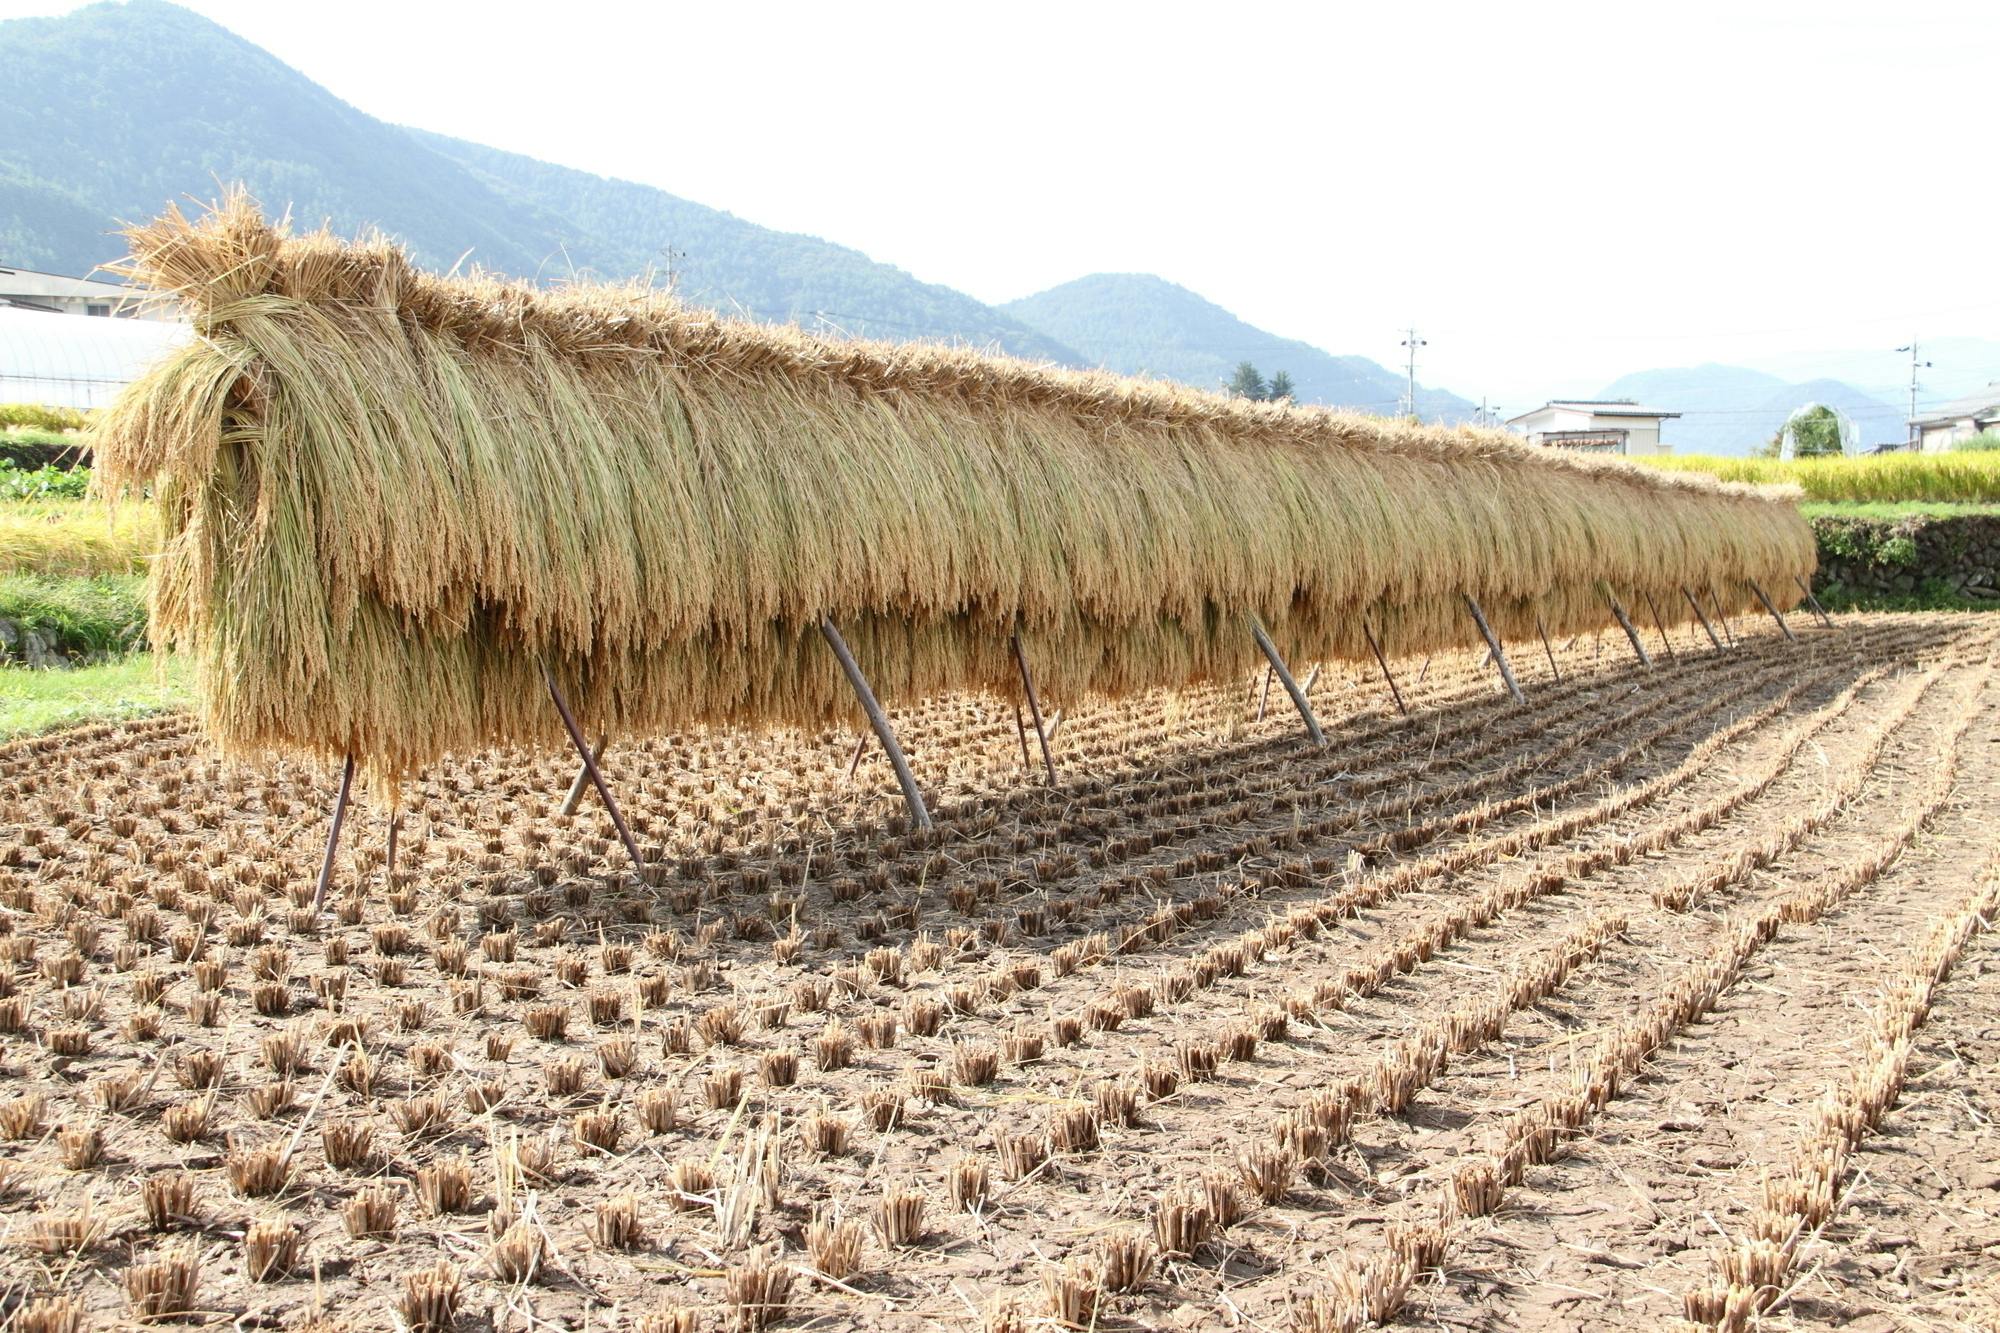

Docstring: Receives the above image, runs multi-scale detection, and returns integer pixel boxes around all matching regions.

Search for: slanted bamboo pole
[819,619,931,829]
[1011,632,1056,784]
[1682,585,1724,650]
[1013,706,1033,771]
[1249,619,1326,746]
[561,733,609,817]
[1362,621,1408,717]
[1707,585,1738,647]
[1535,614,1563,684]
[1641,591,1679,663]
[1256,665,1274,722]
[1462,595,1525,703]
[844,732,868,780]
[1794,575,1835,630]
[311,754,355,913]
[1748,580,1797,642]
[545,668,646,872]
[1604,592,1653,668]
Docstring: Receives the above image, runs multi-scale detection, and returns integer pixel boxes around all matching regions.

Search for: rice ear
[98,193,1816,777]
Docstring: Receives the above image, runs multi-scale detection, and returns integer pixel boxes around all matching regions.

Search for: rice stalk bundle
[98,192,1815,776]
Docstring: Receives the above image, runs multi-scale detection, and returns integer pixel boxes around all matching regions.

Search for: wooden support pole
[1256,665,1274,723]
[1707,586,1738,648]
[1416,657,1432,687]
[819,619,932,829]
[1249,619,1326,746]
[1682,585,1724,651]
[544,668,647,872]
[1462,595,1526,704]
[1604,592,1653,668]
[1747,581,1797,642]
[385,812,401,888]
[1301,664,1321,695]
[560,733,609,817]
[1534,614,1563,684]
[1010,632,1056,785]
[312,754,356,913]
[1362,621,1408,717]
[844,732,868,780]
[1045,709,1064,743]
[1641,591,1679,663]
[1013,706,1032,771]
[1794,575,1835,630]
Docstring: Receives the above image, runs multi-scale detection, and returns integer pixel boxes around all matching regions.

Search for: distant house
[0,265,165,319]
[1912,384,2000,452]
[1505,400,1681,456]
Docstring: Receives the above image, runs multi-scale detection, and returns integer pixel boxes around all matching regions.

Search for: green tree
[1765,405,1844,458]
[1228,362,1268,400]
[1267,371,1296,402]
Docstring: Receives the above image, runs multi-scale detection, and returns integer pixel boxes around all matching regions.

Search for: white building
[1505,400,1681,456]
[1912,384,2000,452]
[0,265,168,319]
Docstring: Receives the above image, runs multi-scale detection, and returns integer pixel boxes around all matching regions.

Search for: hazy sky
[9,0,1995,411]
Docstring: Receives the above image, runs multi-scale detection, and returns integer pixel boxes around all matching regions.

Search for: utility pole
[1896,339,1931,446]
[1401,328,1426,420]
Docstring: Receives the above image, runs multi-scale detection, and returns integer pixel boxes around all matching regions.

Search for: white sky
[9,0,1997,411]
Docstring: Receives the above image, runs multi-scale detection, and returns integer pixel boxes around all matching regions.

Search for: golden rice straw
[95,192,1817,777]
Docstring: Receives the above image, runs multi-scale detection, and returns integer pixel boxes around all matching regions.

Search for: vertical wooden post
[1534,614,1563,684]
[544,668,647,872]
[1604,592,1653,668]
[1641,591,1679,663]
[1362,621,1408,717]
[1747,581,1797,642]
[1794,575,1835,630]
[819,619,932,829]
[844,732,868,780]
[1013,706,1033,771]
[1249,619,1326,746]
[560,733,609,817]
[1462,595,1525,704]
[312,754,356,913]
[385,812,402,888]
[1681,585,1724,650]
[1256,665,1274,722]
[1010,632,1056,785]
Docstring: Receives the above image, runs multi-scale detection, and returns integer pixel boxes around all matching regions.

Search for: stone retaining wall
[1811,514,2000,604]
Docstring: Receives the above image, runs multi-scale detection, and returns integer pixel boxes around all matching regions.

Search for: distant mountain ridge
[1599,363,1908,456]
[0,0,1472,416]
[0,0,1077,362]
[1003,274,1475,419]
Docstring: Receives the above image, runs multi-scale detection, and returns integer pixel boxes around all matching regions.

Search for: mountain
[1747,337,2000,412]
[1599,363,1907,455]
[0,0,1078,362]
[1002,274,1476,419]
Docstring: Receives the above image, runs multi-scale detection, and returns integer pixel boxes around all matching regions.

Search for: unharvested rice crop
[1641,449,2000,503]
[96,194,1812,776]
[0,613,1992,1331]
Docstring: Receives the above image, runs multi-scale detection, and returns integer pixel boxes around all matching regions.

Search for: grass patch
[1640,452,2000,503]
[0,652,187,738]
[1813,579,1996,614]
[0,573,148,659]
[0,499,158,576]
[1800,501,2000,520]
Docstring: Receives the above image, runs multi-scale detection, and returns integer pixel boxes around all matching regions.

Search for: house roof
[1912,382,2000,427]
[1507,399,1681,425]
[0,265,136,304]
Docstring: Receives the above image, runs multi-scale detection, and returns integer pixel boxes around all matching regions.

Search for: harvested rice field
[0,613,1996,1332]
